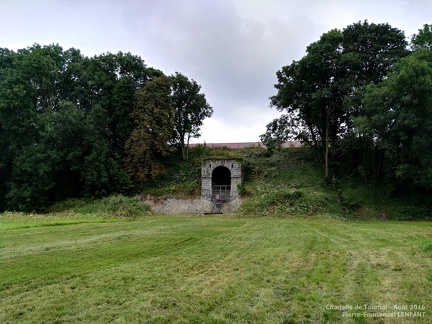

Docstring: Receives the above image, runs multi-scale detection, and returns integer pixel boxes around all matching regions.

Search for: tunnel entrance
[212,166,231,200]
[201,158,242,203]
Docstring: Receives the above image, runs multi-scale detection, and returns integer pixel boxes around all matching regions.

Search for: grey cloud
[0,0,431,142]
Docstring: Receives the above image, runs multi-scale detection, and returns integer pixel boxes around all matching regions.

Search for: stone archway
[212,166,231,200]
[201,158,242,200]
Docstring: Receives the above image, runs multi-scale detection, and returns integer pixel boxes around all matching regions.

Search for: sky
[1,0,431,143]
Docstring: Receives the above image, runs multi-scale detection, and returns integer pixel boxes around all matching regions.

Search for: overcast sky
[1,0,431,143]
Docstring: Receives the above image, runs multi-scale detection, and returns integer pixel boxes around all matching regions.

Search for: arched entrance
[201,158,242,201]
[212,166,231,200]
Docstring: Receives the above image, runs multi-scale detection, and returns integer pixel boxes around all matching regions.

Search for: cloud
[121,1,324,141]
[1,0,431,143]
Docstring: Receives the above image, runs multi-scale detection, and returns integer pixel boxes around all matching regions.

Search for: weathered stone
[143,197,242,214]
[141,158,244,214]
[201,158,243,200]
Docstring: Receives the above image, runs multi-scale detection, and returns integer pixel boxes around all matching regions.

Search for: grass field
[1,212,432,323]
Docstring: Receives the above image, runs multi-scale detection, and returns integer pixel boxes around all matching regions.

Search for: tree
[411,24,432,50]
[170,72,213,160]
[125,75,175,183]
[260,113,307,153]
[0,44,72,208]
[0,45,152,211]
[267,21,407,178]
[342,21,408,85]
[270,29,347,177]
[357,49,432,192]
[6,101,86,211]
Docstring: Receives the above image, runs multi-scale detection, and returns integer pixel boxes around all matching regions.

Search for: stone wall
[143,196,242,214]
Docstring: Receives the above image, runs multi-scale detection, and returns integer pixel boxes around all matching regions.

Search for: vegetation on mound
[48,195,150,219]
[141,145,245,198]
[137,145,432,220]
[22,143,430,220]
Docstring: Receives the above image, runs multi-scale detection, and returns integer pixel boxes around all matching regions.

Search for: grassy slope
[1,214,432,323]
[2,147,432,322]
[146,146,432,220]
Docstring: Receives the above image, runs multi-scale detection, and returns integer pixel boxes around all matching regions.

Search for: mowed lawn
[1,214,432,323]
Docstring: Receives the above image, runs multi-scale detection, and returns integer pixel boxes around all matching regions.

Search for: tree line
[0,45,212,212]
[261,21,432,196]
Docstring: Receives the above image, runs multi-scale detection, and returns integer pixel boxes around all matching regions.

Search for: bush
[337,189,362,211]
[391,205,432,220]
[240,187,336,216]
[102,195,150,218]
[49,198,92,213]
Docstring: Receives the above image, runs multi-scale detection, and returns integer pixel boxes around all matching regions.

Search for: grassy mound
[40,145,432,220]
[139,145,432,220]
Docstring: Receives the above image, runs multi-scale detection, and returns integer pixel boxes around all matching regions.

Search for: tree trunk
[180,133,190,160]
[185,134,190,160]
[308,124,319,148]
[180,137,186,160]
[325,122,329,179]
[325,106,330,179]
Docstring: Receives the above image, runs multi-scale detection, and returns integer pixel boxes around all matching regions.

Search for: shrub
[391,205,432,220]
[337,189,362,210]
[240,187,335,216]
[102,195,150,218]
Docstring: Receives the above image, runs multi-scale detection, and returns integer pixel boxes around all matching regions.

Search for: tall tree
[270,29,347,177]
[411,23,432,51]
[357,49,432,192]
[170,72,213,160]
[125,75,175,183]
[0,44,66,210]
[267,21,407,178]
[0,45,152,211]
[6,101,86,211]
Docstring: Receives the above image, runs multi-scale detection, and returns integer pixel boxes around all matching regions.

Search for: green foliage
[170,72,213,160]
[0,58,215,209]
[266,21,407,180]
[48,198,94,213]
[48,195,150,218]
[392,205,432,221]
[141,145,249,198]
[142,145,212,197]
[263,20,432,207]
[125,75,175,184]
[240,186,337,217]
[101,195,150,218]
[359,49,432,193]
[236,148,342,216]
[0,45,210,212]
[236,183,248,197]
[342,21,408,84]
[0,45,153,211]
[260,114,305,153]
[268,21,407,148]
[337,189,362,211]
[411,24,432,50]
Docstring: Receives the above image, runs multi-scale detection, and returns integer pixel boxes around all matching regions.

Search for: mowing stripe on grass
[1,215,432,323]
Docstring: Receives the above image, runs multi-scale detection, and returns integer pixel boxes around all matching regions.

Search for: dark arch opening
[212,166,231,185]
[212,166,231,200]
